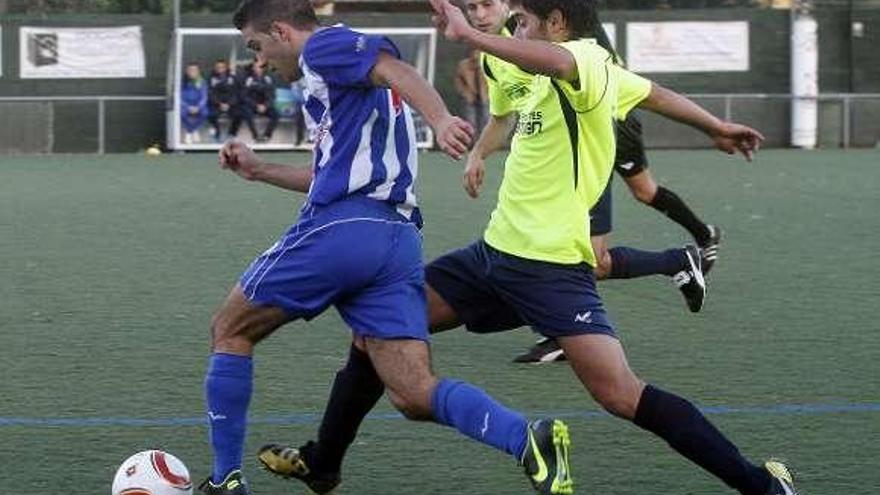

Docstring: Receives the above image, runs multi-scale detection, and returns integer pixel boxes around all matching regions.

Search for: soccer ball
[111,450,193,495]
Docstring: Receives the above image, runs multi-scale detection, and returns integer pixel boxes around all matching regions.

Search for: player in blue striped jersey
[198,1,573,494]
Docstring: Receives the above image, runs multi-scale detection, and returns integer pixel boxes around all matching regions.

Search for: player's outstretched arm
[370,52,473,160]
[432,0,578,82]
[219,139,312,192]
[463,114,514,198]
[638,83,765,161]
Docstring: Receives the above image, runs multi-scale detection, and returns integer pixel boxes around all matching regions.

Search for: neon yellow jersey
[480,27,534,117]
[483,39,652,266]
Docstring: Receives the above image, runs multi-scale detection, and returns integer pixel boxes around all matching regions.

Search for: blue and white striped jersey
[300,25,420,223]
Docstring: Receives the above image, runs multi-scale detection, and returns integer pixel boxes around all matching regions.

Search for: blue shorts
[426,241,616,338]
[240,196,428,341]
[590,179,612,236]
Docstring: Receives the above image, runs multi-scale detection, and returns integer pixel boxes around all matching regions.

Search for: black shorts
[614,113,648,178]
[425,241,616,338]
[589,179,613,236]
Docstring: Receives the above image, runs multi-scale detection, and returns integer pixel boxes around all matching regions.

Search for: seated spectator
[208,59,243,142]
[180,62,208,144]
[241,63,279,143]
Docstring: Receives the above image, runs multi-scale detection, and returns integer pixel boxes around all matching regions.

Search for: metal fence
[0,96,166,154]
[685,93,880,148]
[1,93,879,154]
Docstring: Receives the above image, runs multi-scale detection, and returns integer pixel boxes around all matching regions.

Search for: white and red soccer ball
[111,450,192,495]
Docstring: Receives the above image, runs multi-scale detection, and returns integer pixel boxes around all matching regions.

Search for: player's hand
[431,0,471,42]
[219,139,263,181]
[462,152,485,198]
[435,114,474,160]
[712,122,764,162]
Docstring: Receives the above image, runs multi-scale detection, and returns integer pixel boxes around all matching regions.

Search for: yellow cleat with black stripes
[520,419,573,495]
[765,460,799,495]
[257,442,341,494]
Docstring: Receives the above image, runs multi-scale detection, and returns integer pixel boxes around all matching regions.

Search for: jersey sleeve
[553,39,612,112]
[612,65,652,121]
[303,27,401,87]
[483,53,533,117]
[480,53,508,116]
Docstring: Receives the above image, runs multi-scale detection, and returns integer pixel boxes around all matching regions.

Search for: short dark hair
[509,0,596,39]
[232,0,318,32]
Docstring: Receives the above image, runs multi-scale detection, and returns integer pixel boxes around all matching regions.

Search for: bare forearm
[472,114,513,159]
[251,162,313,193]
[639,83,724,137]
[384,62,451,129]
[462,30,576,81]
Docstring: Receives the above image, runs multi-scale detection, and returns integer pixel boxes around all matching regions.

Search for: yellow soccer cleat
[257,442,340,494]
[765,460,799,495]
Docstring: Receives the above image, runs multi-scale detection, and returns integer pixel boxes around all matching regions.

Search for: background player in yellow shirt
[257,1,798,494]
[462,0,725,363]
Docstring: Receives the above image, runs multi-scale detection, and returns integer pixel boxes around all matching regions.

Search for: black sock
[310,344,385,474]
[650,186,710,245]
[633,385,771,495]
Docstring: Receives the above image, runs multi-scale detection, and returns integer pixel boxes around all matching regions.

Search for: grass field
[1,149,878,495]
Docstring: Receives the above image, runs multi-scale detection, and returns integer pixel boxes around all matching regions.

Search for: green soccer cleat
[257,442,341,494]
[520,419,573,495]
[198,470,251,495]
[765,460,799,495]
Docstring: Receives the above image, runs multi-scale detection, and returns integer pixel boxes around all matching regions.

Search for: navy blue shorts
[614,113,648,178]
[426,241,615,338]
[590,179,613,236]
[240,196,428,341]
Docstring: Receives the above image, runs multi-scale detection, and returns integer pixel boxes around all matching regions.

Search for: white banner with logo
[19,26,146,79]
[626,21,749,73]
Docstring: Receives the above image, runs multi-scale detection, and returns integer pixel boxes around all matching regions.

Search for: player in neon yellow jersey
[463,0,725,363]
[256,1,798,494]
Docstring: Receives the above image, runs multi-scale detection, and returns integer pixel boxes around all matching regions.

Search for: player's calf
[364,337,438,420]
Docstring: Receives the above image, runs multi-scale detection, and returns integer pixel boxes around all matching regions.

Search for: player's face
[241,23,301,82]
[464,0,509,34]
[214,62,228,74]
[510,7,551,42]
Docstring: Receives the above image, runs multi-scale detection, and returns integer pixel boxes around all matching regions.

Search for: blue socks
[205,353,253,483]
[431,379,528,459]
[608,246,687,279]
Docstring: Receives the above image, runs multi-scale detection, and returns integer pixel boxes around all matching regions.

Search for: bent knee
[210,311,255,352]
[385,377,437,421]
[387,391,433,420]
[631,186,656,205]
[594,251,613,280]
[590,380,644,419]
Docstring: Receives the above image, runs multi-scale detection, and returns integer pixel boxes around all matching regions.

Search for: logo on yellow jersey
[516,111,544,136]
